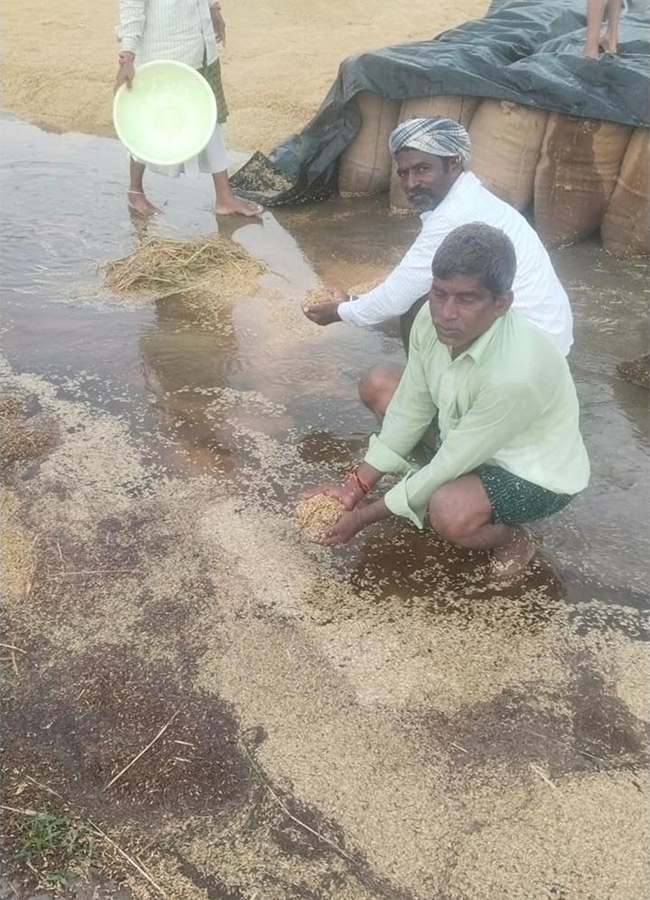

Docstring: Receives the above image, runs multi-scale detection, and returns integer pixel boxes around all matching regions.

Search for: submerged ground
[1,115,648,900]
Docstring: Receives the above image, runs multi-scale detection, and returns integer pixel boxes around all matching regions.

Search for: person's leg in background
[128,159,160,217]
[584,0,622,57]
[209,124,262,216]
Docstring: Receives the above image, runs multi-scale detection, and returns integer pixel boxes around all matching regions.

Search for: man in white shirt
[303,116,573,357]
[115,0,262,218]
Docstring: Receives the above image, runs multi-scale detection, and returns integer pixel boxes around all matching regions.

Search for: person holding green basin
[115,0,263,218]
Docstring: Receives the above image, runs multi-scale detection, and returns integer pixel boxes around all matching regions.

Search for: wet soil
[1,114,648,900]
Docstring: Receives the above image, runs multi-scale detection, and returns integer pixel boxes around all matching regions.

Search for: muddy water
[2,113,649,900]
[2,113,647,610]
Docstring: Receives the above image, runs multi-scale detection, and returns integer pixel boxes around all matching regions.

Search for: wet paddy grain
[1,114,648,899]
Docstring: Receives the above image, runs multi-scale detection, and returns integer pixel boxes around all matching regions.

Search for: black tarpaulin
[231,0,649,205]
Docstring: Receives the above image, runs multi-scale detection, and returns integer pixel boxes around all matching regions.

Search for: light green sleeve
[384,381,544,527]
[363,328,438,473]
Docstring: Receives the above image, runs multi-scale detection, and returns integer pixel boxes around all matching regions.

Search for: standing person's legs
[128,159,160,217]
[584,0,622,57]
[199,58,263,218]
[207,124,262,217]
[600,0,622,53]
[212,169,263,217]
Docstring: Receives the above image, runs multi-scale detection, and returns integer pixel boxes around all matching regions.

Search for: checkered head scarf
[389,116,471,162]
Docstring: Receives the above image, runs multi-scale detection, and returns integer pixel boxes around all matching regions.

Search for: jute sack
[534,113,633,246]
[601,128,649,258]
[338,92,400,197]
[389,95,480,213]
[468,100,548,210]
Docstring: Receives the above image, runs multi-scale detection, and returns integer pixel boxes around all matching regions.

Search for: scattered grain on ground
[617,353,649,389]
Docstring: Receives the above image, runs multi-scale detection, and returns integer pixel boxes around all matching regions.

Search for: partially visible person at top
[303,223,590,578]
[304,117,573,357]
[115,0,262,218]
[583,0,623,57]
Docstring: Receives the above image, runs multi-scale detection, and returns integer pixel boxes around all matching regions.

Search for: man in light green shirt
[304,223,590,577]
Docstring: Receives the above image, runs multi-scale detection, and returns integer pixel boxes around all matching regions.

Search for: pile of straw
[295,494,345,542]
[0,393,56,467]
[104,236,263,296]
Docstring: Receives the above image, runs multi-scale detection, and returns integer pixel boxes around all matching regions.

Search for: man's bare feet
[127,190,159,218]
[599,30,618,53]
[490,527,536,579]
[583,31,618,57]
[215,195,264,217]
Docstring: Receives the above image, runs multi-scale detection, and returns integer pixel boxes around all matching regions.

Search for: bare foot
[599,31,618,53]
[583,43,600,58]
[128,190,159,217]
[216,195,264,217]
[491,527,536,579]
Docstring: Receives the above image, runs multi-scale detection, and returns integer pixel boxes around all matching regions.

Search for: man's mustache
[408,188,434,199]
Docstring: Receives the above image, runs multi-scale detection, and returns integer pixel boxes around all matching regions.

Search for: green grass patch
[16,808,96,890]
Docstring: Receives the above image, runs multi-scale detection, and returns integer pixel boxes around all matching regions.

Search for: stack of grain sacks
[337,92,648,258]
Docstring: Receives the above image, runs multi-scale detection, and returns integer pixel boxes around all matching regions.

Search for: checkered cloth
[200,59,228,124]
[389,116,471,161]
[420,420,572,525]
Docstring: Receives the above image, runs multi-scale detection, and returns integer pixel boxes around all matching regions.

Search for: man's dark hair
[431,223,517,296]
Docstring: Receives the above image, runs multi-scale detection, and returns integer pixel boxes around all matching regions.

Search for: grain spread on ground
[0,0,491,153]
[295,494,345,542]
[617,354,649,389]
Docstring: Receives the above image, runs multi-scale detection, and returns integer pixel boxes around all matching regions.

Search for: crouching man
[304,223,590,577]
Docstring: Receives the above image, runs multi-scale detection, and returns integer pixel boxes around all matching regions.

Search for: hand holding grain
[295,493,346,542]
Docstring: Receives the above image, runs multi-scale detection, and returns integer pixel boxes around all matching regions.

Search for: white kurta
[117,0,227,176]
[337,171,574,355]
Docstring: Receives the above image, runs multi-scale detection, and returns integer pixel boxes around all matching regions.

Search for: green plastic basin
[113,59,217,166]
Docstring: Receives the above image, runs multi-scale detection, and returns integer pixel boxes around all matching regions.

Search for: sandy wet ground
[1,0,490,152]
[1,115,649,899]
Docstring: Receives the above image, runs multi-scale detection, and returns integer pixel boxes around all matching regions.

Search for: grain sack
[534,113,633,247]
[468,100,548,210]
[338,92,400,196]
[390,94,480,213]
[601,128,649,258]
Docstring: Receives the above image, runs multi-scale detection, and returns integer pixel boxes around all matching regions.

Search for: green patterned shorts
[421,426,573,525]
[473,463,572,524]
[199,59,229,124]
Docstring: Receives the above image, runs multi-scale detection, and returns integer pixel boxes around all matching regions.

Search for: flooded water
[2,113,649,900]
[2,112,647,613]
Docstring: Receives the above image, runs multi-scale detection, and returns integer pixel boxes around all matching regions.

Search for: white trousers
[135,122,228,178]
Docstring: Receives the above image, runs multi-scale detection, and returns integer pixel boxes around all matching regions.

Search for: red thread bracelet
[346,464,371,495]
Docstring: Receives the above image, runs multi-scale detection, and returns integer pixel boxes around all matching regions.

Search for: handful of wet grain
[301,287,340,310]
[295,494,345,542]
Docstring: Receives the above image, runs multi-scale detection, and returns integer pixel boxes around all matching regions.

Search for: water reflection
[1,114,648,625]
